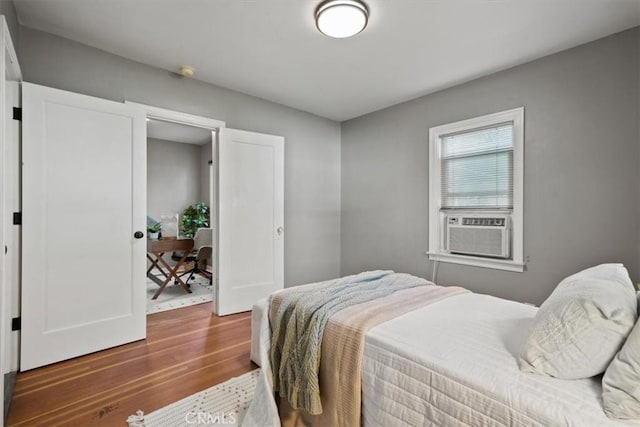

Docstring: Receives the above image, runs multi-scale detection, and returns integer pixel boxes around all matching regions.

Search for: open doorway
[129,101,284,318]
[145,118,216,315]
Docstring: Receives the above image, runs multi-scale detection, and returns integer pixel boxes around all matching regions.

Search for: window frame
[428,107,525,272]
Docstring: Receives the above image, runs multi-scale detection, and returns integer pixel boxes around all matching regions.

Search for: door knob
[277,227,284,236]
[134,231,144,239]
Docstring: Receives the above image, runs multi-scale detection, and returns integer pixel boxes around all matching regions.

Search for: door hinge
[13,212,22,225]
[12,107,22,121]
[11,317,20,331]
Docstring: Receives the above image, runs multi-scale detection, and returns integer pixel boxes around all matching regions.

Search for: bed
[245,274,639,427]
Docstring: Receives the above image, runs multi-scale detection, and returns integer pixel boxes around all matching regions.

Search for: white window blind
[440,123,513,209]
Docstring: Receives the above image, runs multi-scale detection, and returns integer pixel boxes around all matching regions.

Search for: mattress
[362,293,638,427]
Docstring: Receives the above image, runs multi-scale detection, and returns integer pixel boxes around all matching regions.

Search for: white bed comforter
[363,293,638,427]
[244,292,639,427]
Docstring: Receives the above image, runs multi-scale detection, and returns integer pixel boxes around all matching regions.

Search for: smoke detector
[179,65,195,77]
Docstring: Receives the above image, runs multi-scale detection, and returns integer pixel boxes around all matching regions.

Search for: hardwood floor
[6,303,255,427]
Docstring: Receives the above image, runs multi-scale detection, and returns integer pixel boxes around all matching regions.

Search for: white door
[21,83,147,370]
[216,129,284,315]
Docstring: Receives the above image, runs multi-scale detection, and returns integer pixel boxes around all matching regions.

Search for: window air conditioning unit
[445,214,511,259]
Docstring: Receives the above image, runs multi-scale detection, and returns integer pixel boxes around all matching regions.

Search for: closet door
[21,83,146,370]
[216,128,284,315]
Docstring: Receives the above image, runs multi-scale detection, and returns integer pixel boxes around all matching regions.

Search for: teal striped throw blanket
[269,270,431,415]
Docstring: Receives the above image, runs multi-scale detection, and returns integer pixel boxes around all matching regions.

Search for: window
[428,108,524,272]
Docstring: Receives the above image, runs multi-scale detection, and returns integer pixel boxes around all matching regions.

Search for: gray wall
[18,25,341,287]
[15,20,639,303]
[341,28,640,305]
[0,0,18,52]
[147,138,202,222]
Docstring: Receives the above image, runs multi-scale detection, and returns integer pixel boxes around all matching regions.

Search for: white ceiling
[147,119,212,145]
[14,0,640,121]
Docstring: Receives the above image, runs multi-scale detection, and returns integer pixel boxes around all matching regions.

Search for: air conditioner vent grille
[461,217,505,226]
[449,228,504,257]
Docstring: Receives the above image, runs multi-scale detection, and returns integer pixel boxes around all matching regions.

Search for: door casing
[0,16,22,425]
[126,101,225,313]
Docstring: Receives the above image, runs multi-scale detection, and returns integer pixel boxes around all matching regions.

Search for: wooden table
[146,238,195,300]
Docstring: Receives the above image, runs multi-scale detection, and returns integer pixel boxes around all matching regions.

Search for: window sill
[428,252,525,272]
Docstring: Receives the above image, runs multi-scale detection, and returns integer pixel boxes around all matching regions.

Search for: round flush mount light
[315,0,369,39]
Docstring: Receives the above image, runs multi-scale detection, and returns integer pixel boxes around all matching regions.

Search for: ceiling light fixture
[315,0,369,39]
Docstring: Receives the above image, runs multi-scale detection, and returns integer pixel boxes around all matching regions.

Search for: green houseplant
[181,202,210,238]
[147,222,161,239]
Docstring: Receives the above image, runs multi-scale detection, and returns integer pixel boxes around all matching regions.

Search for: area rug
[127,369,259,427]
[146,274,214,315]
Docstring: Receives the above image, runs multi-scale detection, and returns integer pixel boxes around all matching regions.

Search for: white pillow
[603,317,640,419]
[519,264,637,379]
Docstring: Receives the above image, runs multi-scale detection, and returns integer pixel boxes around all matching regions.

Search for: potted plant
[181,202,210,238]
[147,222,161,240]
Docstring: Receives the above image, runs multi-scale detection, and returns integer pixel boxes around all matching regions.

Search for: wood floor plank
[14,321,251,398]
[6,304,256,427]
[15,305,245,386]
